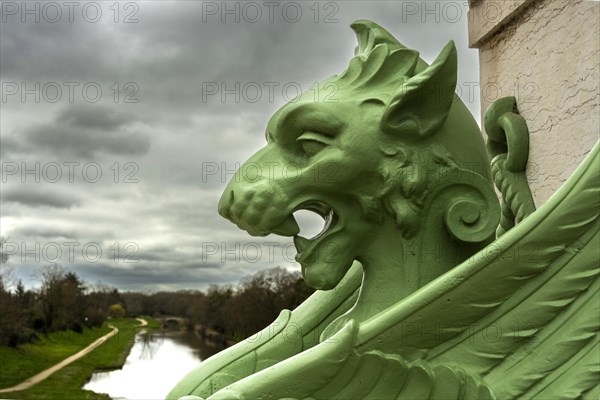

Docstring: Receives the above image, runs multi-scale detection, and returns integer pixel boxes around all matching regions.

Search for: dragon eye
[297,131,332,156]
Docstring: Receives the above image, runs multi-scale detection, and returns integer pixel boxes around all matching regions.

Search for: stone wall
[468,0,599,205]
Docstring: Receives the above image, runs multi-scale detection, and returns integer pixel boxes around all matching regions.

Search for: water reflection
[84,330,225,399]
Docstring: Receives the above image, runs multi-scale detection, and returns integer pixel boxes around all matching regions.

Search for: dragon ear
[381,41,458,139]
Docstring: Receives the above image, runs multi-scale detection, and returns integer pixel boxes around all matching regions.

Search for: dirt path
[0,318,149,393]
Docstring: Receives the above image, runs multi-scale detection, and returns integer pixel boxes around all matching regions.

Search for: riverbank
[0,324,120,393]
[0,318,156,400]
[83,328,211,398]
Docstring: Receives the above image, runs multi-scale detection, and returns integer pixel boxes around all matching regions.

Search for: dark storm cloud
[134,245,177,263]
[22,104,150,159]
[2,1,480,291]
[69,261,235,292]
[1,2,478,116]
[133,245,218,266]
[10,223,116,241]
[2,186,80,209]
[13,226,78,240]
[60,105,131,130]
[0,11,151,83]
[0,135,26,158]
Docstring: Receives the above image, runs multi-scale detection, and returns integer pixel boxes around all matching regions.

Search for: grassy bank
[0,317,155,400]
[0,324,111,388]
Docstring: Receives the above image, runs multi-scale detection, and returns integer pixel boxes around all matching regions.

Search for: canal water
[83,330,224,399]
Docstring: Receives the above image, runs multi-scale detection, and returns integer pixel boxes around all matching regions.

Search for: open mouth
[290,201,338,254]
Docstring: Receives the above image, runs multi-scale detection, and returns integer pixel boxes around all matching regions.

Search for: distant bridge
[155,316,189,329]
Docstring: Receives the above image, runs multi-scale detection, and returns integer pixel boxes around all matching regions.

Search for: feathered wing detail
[206,321,494,400]
[429,224,599,398]
[426,144,600,399]
[352,141,599,399]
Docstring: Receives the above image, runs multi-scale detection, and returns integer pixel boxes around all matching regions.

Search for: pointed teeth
[272,214,300,237]
[294,235,311,252]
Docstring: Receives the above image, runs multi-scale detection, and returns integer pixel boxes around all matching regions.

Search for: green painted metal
[168,20,600,400]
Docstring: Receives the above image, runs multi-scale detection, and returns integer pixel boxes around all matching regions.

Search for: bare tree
[38,264,85,332]
[0,237,16,292]
[0,237,31,345]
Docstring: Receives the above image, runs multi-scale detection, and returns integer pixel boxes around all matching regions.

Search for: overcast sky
[1,1,481,292]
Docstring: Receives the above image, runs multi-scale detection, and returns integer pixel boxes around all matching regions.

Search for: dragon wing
[166,261,363,399]
[355,141,599,399]
[421,140,600,399]
[197,142,598,400]
[203,319,494,400]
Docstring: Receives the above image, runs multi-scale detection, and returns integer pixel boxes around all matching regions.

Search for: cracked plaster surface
[476,0,599,205]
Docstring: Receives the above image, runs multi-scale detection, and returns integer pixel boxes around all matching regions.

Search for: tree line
[1,259,314,347]
[0,264,124,347]
[136,267,315,340]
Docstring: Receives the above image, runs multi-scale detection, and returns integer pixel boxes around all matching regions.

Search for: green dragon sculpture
[168,20,600,400]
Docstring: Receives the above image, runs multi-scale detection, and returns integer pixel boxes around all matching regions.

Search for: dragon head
[218,20,498,293]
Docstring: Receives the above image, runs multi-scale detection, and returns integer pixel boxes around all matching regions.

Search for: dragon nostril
[229,190,235,206]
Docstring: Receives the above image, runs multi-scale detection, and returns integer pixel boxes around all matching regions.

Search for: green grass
[141,316,162,330]
[0,318,147,400]
[0,325,111,388]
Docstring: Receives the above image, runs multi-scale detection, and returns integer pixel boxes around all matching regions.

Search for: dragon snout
[217,186,299,237]
[218,188,235,219]
[218,187,266,224]
[218,186,262,234]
